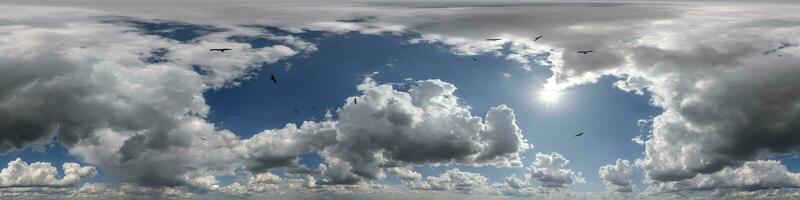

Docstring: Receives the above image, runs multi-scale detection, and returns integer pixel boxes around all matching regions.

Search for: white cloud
[387,166,422,181]
[236,121,337,174]
[0,0,798,197]
[322,78,529,183]
[406,168,489,194]
[599,159,635,192]
[529,152,585,188]
[0,158,96,188]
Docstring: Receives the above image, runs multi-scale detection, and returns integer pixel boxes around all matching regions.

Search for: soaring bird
[200,137,207,142]
[294,109,301,114]
[574,132,585,137]
[472,57,478,61]
[533,35,544,41]
[270,74,278,84]
[577,50,594,54]
[485,38,502,42]
[209,48,232,52]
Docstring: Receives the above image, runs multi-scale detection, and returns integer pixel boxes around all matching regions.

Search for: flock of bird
[207,34,586,139]
[473,34,594,61]
[484,34,594,54]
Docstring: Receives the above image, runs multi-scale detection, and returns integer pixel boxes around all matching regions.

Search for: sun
[538,89,562,105]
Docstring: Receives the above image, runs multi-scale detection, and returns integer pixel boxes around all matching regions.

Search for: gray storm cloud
[648,160,800,193]
[379,1,800,186]
[0,5,306,188]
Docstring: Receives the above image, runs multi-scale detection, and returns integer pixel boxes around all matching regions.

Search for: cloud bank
[0,0,799,198]
[0,158,96,188]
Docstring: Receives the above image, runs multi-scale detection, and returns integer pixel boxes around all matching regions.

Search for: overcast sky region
[0,0,799,199]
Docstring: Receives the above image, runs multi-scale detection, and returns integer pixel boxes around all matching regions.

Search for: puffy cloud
[386,166,422,181]
[649,160,800,193]
[529,152,584,188]
[325,78,529,182]
[0,158,96,188]
[0,5,312,188]
[236,121,337,173]
[503,174,531,189]
[599,159,635,192]
[406,168,489,194]
[3,0,798,196]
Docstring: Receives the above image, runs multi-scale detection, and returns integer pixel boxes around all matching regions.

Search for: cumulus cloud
[599,159,635,192]
[405,168,489,194]
[0,5,311,188]
[0,0,798,197]
[649,160,800,193]
[0,4,531,186]
[236,121,337,174]
[529,152,584,188]
[317,77,529,183]
[0,158,96,188]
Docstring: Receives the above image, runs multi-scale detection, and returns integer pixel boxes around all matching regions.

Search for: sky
[0,0,798,199]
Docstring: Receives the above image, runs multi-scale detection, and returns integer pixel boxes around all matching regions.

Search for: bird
[294,109,301,114]
[533,35,543,41]
[576,50,594,54]
[354,98,358,104]
[270,74,278,84]
[209,48,232,52]
[764,42,798,55]
[574,132,585,137]
[472,57,478,61]
[199,137,207,142]
[485,38,502,42]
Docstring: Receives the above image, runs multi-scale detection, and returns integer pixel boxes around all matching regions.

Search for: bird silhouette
[485,38,502,42]
[472,57,478,61]
[270,75,277,84]
[209,48,232,52]
[200,137,208,142]
[354,98,358,104]
[577,50,594,54]
[534,35,543,41]
[294,109,301,114]
[574,132,585,137]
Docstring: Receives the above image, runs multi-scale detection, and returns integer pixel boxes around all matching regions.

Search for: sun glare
[538,89,562,105]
